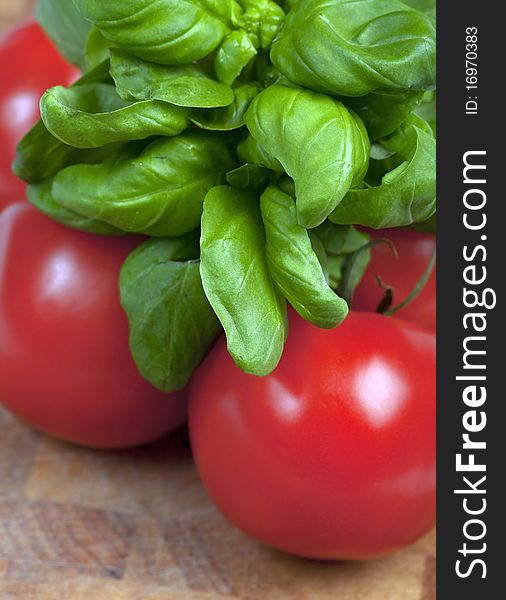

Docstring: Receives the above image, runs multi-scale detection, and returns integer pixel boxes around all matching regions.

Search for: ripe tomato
[189,311,435,560]
[0,20,79,210]
[0,203,187,449]
[352,228,436,331]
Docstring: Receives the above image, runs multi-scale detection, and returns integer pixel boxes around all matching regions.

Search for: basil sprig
[13,0,436,389]
[120,235,222,391]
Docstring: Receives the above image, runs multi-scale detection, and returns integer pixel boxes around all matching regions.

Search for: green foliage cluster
[16,0,436,389]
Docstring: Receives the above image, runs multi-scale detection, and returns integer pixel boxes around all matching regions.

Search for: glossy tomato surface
[0,19,78,209]
[190,311,435,560]
[353,228,436,331]
[0,203,187,448]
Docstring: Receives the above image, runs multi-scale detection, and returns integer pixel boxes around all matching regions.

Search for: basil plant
[15,0,436,389]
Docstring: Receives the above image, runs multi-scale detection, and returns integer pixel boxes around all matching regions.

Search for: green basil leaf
[13,60,118,182]
[363,151,403,187]
[215,30,257,85]
[237,134,284,172]
[74,58,113,86]
[13,120,126,184]
[277,175,295,198]
[14,120,79,183]
[316,223,371,290]
[236,0,285,48]
[244,85,370,228]
[226,164,271,190]
[350,107,372,187]
[120,235,222,392]
[337,246,372,303]
[52,131,236,237]
[73,0,240,65]
[200,185,287,375]
[40,83,190,148]
[85,26,112,71]
[344,90,425,141]
[270,0,436,97]
[414,91,436,135]
[329,115,436,228]
[308,231,330,284]
[260,186,348,328]
[36,0,91,70]
[110,49,234,109]
[400,0,435,12]
[27,179,123,235]
[326,255,346,290]
[190,83,259,131]
[253,48,285,87]
[315,222,370,256]
[313,222,371,291]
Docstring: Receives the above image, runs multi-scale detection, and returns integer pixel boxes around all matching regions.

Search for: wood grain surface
[0,2,436,599]
[0,407,436,600]
[0,0,34,31]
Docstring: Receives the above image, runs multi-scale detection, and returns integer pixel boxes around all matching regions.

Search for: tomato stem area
[338,238,398,304]
[378,247,436,316]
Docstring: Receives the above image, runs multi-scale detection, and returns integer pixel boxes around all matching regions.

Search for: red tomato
[189,311,435,560]
[352,228,436,331]
[0,203,187,449]
[0,19,79,210]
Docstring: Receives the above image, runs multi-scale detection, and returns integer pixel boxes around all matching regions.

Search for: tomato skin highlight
[0,203,187,449]
[353,228,436,331]
[189,311,435,560]
[0,19,79,210]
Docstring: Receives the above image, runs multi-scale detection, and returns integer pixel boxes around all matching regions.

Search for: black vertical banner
[437,2,503,597]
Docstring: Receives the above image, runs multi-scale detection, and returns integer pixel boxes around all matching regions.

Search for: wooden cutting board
[0,0,34,31]
[0,3,435,599]
[0,406,436,600]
